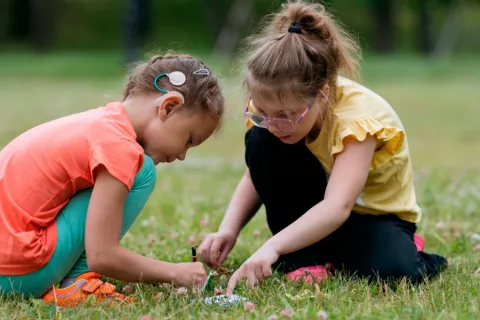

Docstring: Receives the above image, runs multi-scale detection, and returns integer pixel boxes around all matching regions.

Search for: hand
[226,242,280,295]
[172,262,207,289]
[198,230,237,267]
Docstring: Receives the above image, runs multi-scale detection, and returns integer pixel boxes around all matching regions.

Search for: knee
[133,155,157,192]
[358,255,424,283]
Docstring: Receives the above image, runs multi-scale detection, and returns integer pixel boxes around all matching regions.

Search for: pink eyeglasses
[244,97,314,133]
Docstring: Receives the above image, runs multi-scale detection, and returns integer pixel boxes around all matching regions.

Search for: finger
[198,236,212,261]
[253,264,264,283]
[209,239,222,266]
[193,263,208,288]
[217,241,233,265]
[193,277,206,290]
[246,264,259,288]
[198,242,211,265]
[226,271,240,296]
[197,271,208,289]
[197,262,208,278]
[261,261,273,278]
[192,285,202,296]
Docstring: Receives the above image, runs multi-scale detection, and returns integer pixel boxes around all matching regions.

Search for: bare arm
[226,135,378,294]
[198,168,261,266]
[267,135,377,255]
[218,168,262,236]
[85,166,178,283]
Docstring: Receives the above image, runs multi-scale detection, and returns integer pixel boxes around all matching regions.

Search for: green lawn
[0,52,479,319]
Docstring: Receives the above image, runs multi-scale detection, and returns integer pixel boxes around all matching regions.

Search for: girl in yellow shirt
[199,0,447,292]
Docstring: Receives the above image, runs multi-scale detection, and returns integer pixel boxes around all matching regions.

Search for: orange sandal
[42,272,133,307]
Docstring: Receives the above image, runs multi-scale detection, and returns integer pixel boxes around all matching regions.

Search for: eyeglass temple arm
[244,96,251,114]
[295,101,314,124]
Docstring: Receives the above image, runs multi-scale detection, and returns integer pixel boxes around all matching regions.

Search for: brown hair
[243,0,361,105]
[123,53,225,126]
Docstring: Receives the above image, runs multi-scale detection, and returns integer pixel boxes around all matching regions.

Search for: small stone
[252,230,261,236]
[471,233,480,242]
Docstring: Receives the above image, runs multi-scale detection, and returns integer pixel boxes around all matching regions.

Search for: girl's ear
[155,92,185,121]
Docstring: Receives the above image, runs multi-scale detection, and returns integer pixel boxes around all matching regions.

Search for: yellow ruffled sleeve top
[306,76,421,223]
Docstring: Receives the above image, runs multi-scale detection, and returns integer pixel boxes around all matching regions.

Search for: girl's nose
[177,150,187,161]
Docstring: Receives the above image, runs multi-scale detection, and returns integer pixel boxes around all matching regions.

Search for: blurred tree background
[1,0,478,62]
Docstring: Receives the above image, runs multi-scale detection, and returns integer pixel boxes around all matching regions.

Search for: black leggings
[245,127,447,283]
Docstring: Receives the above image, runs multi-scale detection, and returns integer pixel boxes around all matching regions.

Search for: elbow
[338,203,352,223]
[327,198,353,224]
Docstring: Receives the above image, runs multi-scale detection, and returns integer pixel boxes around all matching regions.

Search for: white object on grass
[204,294,247,307]
[471,233,480,242]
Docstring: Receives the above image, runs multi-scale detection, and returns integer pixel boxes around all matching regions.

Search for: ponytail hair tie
[288,21,302,34]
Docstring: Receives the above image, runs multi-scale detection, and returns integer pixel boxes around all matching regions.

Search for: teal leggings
[0,156,156,298]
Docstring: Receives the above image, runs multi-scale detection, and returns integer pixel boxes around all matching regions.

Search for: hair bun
[285,1,329,38]
[243,0,361,100]
[288,21,303,34]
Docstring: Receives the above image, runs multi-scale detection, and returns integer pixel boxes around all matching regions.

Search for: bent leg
[0,156,156,298]
[335,213,448,283]
[66,156,157,278]
[245,127,334,272]
[244,127,448,282]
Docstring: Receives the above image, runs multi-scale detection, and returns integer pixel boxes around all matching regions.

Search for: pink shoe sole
[414,234,425,252]
[286,235,424,285]
[286,265,328,285]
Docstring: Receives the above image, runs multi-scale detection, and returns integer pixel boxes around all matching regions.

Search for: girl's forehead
[251,94,306,112]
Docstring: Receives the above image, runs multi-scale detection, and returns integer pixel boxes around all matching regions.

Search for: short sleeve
[331,118,405,169]
[90,138,144,191]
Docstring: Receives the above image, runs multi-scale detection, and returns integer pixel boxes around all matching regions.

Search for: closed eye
[256,106,290,119]
[186,136,193,147]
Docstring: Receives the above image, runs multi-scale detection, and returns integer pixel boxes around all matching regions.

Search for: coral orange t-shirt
[0,102,145,275]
